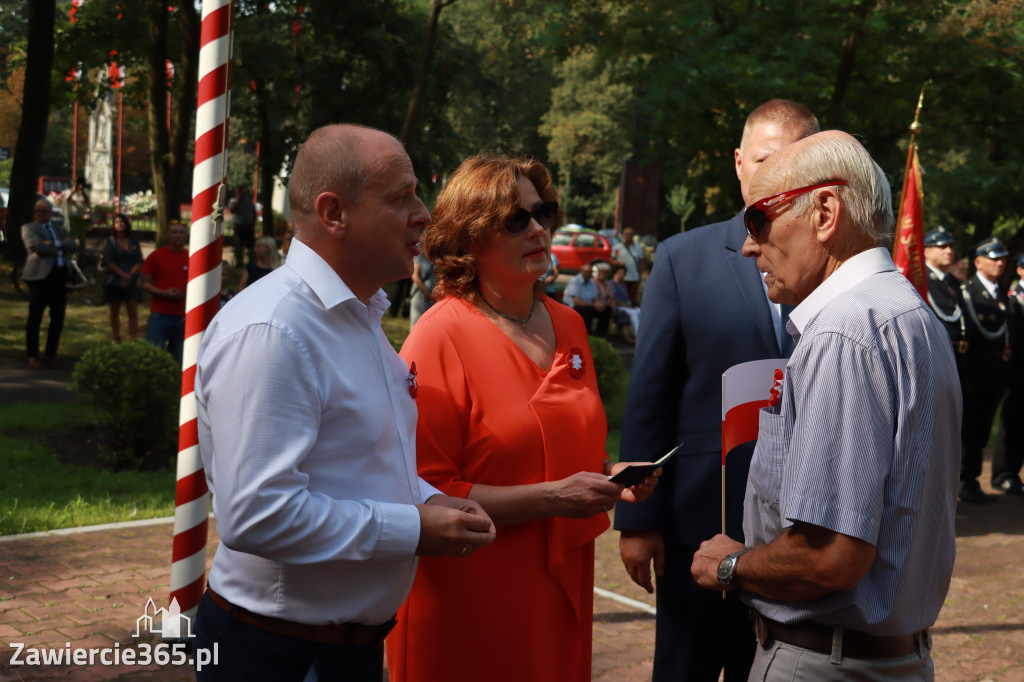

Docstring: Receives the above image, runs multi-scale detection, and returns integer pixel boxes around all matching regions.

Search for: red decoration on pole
[109,51,125,213]
[166,59,175,133]
[169,0,233,624]
[67,63,82,181]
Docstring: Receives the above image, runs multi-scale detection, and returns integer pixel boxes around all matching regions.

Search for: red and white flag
[721,358,788,464]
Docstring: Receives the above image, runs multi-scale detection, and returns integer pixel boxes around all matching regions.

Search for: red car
[550,228,618,273]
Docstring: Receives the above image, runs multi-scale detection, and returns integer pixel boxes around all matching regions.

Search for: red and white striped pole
[169,0,233,622]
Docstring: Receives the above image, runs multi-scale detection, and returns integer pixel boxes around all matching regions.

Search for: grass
[0,402,179,535]
[0,259,627,533]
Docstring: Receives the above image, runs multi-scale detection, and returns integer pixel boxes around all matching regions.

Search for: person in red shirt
[141,222,189,363]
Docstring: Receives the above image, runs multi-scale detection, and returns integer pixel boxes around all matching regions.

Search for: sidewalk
[1,366,1023,680]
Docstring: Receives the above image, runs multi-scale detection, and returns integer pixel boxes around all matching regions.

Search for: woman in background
[101,213,144,343]
[386,155,658,682]
[237,235,281,290]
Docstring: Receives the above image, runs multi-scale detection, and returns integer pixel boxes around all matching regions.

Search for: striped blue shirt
[743,247,961,636]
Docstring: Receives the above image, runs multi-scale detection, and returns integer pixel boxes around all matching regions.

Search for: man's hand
[415,495,496,557]
[619,529,665,593]
[690,533,746,591]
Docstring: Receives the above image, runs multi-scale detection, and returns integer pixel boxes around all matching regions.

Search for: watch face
[717,557,735,583]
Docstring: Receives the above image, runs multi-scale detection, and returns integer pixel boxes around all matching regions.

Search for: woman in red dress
[386,155,658,682]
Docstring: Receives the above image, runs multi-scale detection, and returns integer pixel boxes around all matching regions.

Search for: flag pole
[893,86,925,253]
[168,0,234,628]
[721,464,726,599]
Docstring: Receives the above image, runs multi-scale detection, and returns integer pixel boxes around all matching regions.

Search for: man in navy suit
[614,99,818,681]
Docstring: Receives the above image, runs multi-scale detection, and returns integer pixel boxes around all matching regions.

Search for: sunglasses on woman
[743,180,848,239]
[505,201,559,235]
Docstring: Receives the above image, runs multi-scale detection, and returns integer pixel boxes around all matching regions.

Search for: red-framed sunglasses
[743,180,848,239]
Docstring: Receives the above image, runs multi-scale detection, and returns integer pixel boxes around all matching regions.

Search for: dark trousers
[26,266,68,359]
[992,373,1024,485]
[653,542,755,682]
[961,359,1008,481]
[194,591,383,682]
[574,303,611,335]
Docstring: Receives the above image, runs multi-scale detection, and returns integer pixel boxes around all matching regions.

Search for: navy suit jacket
[614,213,790,548]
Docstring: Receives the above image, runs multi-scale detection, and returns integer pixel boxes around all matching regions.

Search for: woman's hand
[545,471,623,519]
[608,462,661,504]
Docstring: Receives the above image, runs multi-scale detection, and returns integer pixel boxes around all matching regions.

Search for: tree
[6,0,55,258]
[145,1,198,244]
[541,48,632,226]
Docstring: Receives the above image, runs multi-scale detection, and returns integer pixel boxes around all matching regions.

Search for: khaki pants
[749,633,933,681]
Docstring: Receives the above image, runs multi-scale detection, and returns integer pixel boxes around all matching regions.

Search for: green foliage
[71,341,180,470]
[666,184,697,232]
[6,0,1024,263]
[541,48,633,227]
[0,401,177,535]
[588,334,626,406]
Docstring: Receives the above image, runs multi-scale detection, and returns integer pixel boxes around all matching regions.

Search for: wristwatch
[717,548,750,586]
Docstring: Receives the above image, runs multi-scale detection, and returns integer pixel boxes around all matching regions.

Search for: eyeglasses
[743,181,848,239]
[505,201,559,235]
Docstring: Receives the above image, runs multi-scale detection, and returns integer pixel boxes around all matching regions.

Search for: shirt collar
[976,272,1000,297]
[285,238,390,322]
[788,247,896,335]
[925,262,946,278]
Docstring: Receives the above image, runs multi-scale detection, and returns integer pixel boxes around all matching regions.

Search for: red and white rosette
[169,0,233,624]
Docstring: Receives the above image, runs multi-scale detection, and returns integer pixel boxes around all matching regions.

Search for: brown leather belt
[752,611,924,660]
[207,588,395,647]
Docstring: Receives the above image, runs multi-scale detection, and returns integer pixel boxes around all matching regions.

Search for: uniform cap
[974,237,1009,260]
[924,228,954,248]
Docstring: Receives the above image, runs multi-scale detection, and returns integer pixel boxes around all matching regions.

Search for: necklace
[480,293,536,331]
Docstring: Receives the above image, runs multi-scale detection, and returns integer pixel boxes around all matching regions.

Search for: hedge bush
[588,335,626,405]
[71,342,180,470]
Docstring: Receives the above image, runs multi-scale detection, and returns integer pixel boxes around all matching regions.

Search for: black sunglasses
[505,201,559,235]
[743,181,848,239]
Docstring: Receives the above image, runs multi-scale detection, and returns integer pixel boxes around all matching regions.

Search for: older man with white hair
[691,130,960,680]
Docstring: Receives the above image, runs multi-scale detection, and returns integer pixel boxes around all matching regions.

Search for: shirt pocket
[747,407,791,509]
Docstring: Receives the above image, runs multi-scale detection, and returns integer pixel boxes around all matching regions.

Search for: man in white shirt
[610,227,644,302]
[193,124,496,681]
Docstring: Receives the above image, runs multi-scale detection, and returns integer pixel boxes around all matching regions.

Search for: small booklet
[608,443,683,487]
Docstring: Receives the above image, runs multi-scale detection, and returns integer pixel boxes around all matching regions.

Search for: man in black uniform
[924,228,968,358]
[959,236,1010,503]
[990,254,1024,496]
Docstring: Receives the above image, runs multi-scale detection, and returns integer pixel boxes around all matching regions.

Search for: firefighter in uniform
[959,237,1010,503]
[990,254,1024,496]
[924,228,968,361]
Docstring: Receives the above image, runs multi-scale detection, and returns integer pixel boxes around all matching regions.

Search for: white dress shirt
[196,238,440,626]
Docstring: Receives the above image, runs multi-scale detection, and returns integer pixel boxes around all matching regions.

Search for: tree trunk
[399,0,457,145]
[146,0,171,244]
[170,3,200,228]
[826,3,871,129]
[5,0,56,262]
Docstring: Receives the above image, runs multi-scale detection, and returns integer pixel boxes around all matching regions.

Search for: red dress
[386,295,609,682]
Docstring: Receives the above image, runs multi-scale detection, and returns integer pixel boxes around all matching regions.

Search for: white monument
[85,87,115,204]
